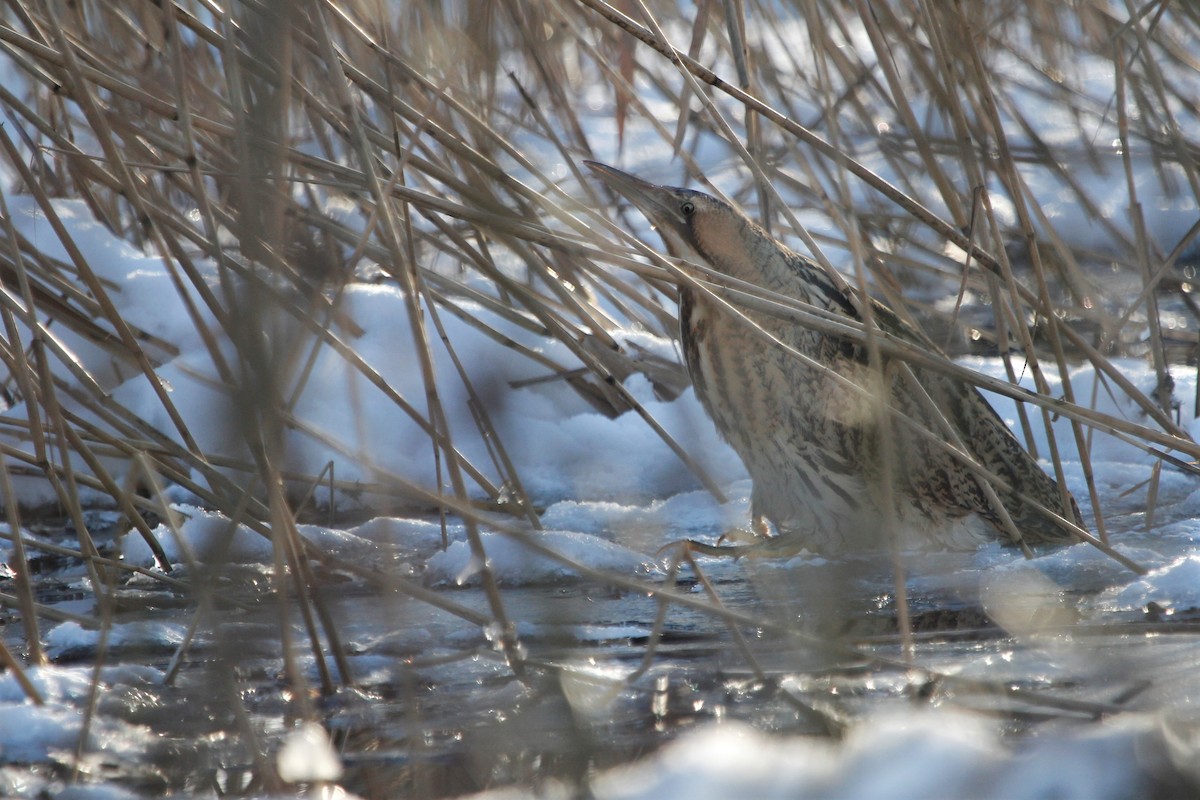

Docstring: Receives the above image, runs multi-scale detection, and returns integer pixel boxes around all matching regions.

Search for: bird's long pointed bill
[584,161,678,222]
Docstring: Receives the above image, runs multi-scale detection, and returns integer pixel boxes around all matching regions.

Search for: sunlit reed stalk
[0,0,1196,729]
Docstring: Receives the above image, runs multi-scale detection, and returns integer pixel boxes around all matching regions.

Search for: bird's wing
[843,285,1081,541]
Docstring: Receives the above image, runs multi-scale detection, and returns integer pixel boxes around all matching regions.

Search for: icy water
[5,496,1200,798]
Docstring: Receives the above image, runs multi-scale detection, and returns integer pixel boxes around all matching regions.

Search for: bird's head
[586,161,750,274]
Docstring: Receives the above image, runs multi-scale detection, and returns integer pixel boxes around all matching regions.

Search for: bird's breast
[681,291,843,450]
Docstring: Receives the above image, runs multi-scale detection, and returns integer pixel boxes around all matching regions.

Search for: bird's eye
[680,200,696,217]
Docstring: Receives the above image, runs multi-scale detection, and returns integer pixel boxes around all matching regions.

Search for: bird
[586,161,1083,554]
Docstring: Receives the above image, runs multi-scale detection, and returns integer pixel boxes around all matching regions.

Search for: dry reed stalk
[0,1,1197,744]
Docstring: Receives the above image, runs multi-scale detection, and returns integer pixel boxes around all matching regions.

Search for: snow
[426,529,657,586]
[0,666,158,765]
[1,191,743,511]
[121,504,272,566]
[44,621,187,661]
[120,503,392,567]
[277,722,344,783]
[457,712,1162,800]
[1102,554,1200,612]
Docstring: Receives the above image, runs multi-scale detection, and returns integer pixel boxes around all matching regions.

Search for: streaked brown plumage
[587,161,1083,554]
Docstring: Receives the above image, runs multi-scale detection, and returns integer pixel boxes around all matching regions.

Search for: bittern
[587,161,1082,554]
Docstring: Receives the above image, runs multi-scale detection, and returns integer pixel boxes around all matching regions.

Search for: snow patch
[426,529,657,586]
